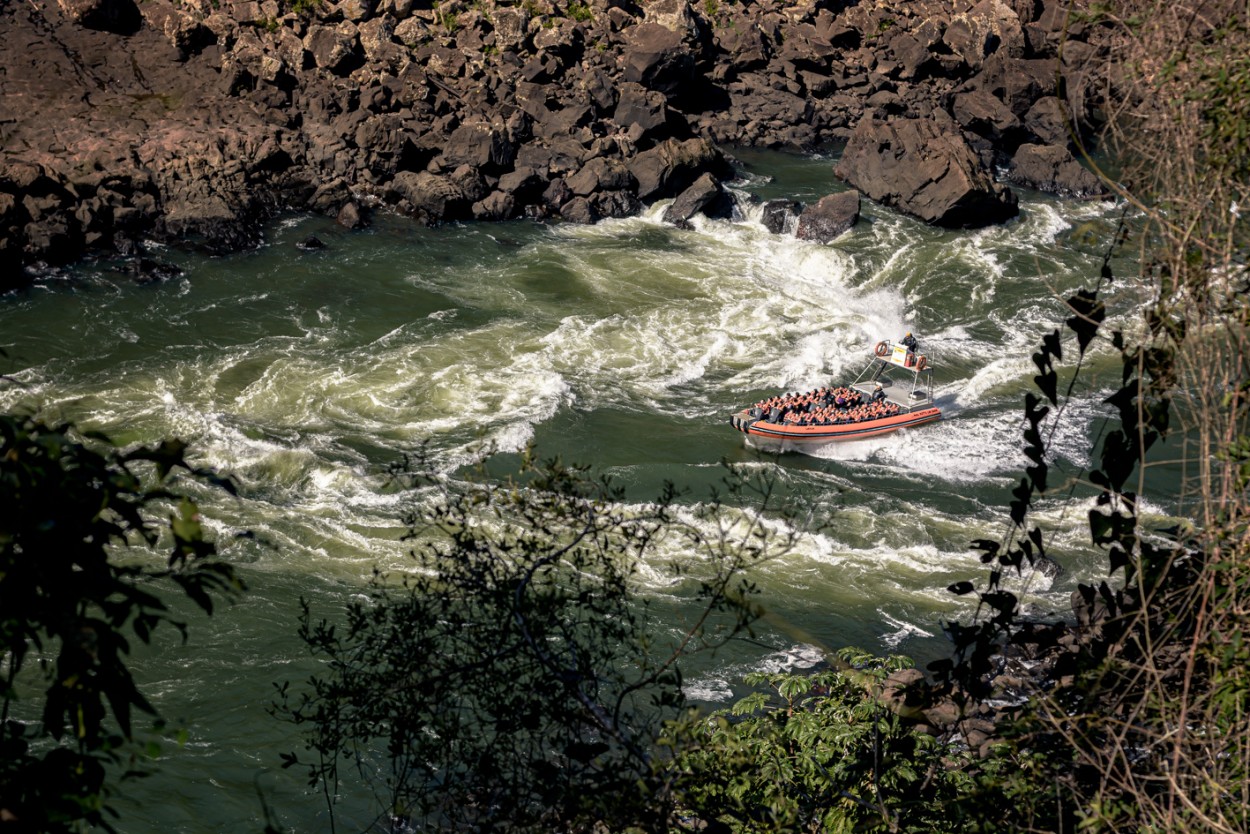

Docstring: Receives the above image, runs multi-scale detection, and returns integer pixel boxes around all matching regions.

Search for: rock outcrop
[835,116,1018,227]
[0,0,1114,284]
[796,191,861,243]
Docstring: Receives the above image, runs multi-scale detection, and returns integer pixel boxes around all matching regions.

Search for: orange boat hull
[729,406,942,441]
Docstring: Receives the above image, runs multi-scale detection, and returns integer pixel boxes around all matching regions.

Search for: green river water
[0,151,1150,832]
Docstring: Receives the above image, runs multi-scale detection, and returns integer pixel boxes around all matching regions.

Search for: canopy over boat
[729,340,942,443]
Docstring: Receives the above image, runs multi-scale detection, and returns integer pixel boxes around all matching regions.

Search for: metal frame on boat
[729,340,942,443]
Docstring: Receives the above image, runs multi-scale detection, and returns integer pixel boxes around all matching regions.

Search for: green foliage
[287,0,320,16]
[669,650,976,833]
[566,0,592,21]
[277,450,792,834]
[0,414,243,833]
[703,0,718,16]
[433,0,459,31]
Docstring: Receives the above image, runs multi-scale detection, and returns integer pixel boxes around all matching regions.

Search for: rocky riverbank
[0,0,1112,289]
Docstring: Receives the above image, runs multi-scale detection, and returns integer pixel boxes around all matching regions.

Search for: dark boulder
[1006,143,1106,198]
[336,200,369,229]
[796,190,860,243]
[613,83,670,142]
[661,173,734,228]
[628,138,730,202]
[567,157,637,197]
[622,23,695,95]
[834,115,1018,228]
[472,191,517,220]
[304,23,363,76]
[297,234,327,250]
[760,198,800,234]
[443,122,516,173]
[1022,95,1073,147]
[119,257,184,285]
[386,171,470,222]
[560,196,597,224]
[952,88,1024,146]
[715,17,771,72]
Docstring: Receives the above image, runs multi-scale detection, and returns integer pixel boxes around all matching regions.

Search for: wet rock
[297,234,326,250]
[1006,143,1106,198]
[336,200,368,229]
[760,198,800,234]
[834,115,1018,227]
[120,257,184,283]
[567,157,636,197]
[387,171,470,221]
[628,138,730,202]
[795,190,860,243]
[472,190,516,220]
[661,172,733,228]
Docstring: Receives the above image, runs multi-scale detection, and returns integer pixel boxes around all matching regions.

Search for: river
[0,150,1140,832]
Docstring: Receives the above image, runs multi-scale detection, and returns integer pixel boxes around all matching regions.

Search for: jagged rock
[492,6,530,51]
[613,82,669,142]
[967,53,1057,117]
[560,196,597,223]
[590,189,641,219]
[337,201,368,228]
[622,22,694,95]
[567,157,636,197]
[642,0,695,35]
[497,166,547,204]
[716,16,770,71]
[661,173,733,228]
[472,190,516,220]
[386,171,469,221]
[1007,143,1106,198]
[952,88,1024,145]
[944,0,1026,71]
[760,198,800,234]
[795,190,860,243]
[834,115,1018,227]
[443,122,516,172]
[0,0,1110,276]
[1023,95,1072,147]
[304,22,362,75]
[628,138,728,202]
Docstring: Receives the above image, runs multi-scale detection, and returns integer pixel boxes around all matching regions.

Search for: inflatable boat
[729,341,942,443]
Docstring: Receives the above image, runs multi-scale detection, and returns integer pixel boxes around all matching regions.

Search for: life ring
[916,355,927,371]
[874,341,889,357]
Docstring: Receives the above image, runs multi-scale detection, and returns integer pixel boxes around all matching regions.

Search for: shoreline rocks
[0,0,1114,287]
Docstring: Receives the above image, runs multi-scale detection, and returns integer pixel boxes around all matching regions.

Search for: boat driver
[872,382,886,402]
[901,332,919,352]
